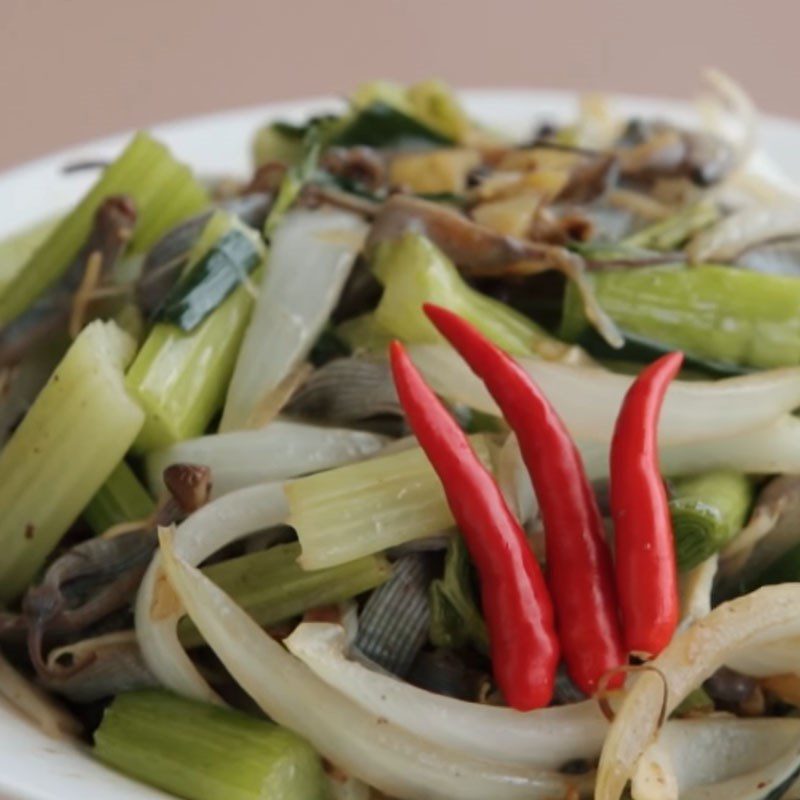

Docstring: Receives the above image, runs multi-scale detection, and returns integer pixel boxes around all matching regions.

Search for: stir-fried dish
[2,73,800,800]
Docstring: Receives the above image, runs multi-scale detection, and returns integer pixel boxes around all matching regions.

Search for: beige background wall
[1,0,798,170]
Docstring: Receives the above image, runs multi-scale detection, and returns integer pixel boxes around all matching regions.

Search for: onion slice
[134,482,289,702]
[156,530,593,800]
[220,209,367,431]
[285,621,609,768]
[595,585,800,800]
[632,717,800,800]
[410,344,800,446]
[146,421,387,498]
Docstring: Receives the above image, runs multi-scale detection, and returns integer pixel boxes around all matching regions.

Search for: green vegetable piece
[156,227,265,332]
[95,689,328,800]
[332,102,454,149]
[127,210,266,451]
[0,215,60,301]
[669,470,753,571]
[264,127,323,238]
[0,132,208,326]
[622,202,720,251]
[179,542,390,648]
[561,264,800,369]
[83,461,156,535]
[0,321,144,602]
[406,79,472,142]
[373,233,552,356]
[430,536,489,653]
[336,313,394,354]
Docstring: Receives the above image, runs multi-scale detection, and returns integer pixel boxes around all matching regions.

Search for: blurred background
[2,0,798,170]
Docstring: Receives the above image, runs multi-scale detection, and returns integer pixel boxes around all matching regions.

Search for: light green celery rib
[0,132,208,326]
[94,689,327,800]
[0,215,61,300]
[372,232,555,357]
[179,543,390,648]
[83,461,156,535]
[288,434,492,570]
[0,321,144,602]
[126,211,266,451]
[561,264,800,369]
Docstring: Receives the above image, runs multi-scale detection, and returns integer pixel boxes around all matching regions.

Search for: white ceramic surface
[2,89,800,800]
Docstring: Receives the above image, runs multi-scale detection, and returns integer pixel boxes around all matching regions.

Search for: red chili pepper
[389,340,559,710]
[610,351,684,657]
[424,304,625,694]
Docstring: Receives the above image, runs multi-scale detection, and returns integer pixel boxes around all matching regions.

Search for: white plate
[2,89,800,800]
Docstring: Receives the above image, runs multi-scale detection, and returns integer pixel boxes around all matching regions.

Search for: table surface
[2,0,799,170]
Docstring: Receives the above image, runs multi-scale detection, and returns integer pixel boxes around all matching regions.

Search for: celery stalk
[287,434,492,570]
[179,543,390,648]
[0,215,61,300]
[95,690,327,800]
[83,461,156,535]
[0,321,144,602]
[669,471,753,571]
[126,211,266,451]
[336,312,393,353]
[561,264,800,369]
[373,233,551,356]
[0,133,208,326]
[621,202,720,251]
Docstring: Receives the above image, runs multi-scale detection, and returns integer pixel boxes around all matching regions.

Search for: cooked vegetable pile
[1,73,800,800]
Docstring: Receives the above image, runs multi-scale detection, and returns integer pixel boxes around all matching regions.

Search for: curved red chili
[610,351,684,657]
[389,340,559,710]
[425,304,625,694]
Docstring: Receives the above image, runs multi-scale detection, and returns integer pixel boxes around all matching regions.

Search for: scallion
[669,470,753,571]
[83,461,156,535]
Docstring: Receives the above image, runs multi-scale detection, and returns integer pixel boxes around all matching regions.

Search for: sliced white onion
[726,636,800,678]
[495,434,538,525]
[410,344,800,446]
[157,530,592,800]
[0,651,80,739]
[595,585,800,800]
[285,622,609,768]
[577,415,800,482]
[221,209,367,431]
[134,482,289,702]
[632,717,800,800]
[146,420,387,497]
[678,555,718,631]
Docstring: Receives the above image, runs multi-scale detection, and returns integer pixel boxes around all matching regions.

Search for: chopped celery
[83,461,156,535]
[127,212,266,451]
[351,80,414,113]
[0,215,60,300]
[156,210,266,331]
[0,321,144,602]
[669,471,753,571]
[336,313,394,353]
[561,265,800,369]
[621,202,720,251]
[372,233,551,356]
[95,690,327,800]
[179,543,390,648]
[671,687,714,717]
[429,537,488,652]
[287,434,492,570]
[0,133,208,326]
[406,80,472,143]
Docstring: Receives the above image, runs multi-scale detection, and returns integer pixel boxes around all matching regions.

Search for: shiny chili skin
[610,351,684,656]
[425,304,625,694]
[389,340,559,710]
